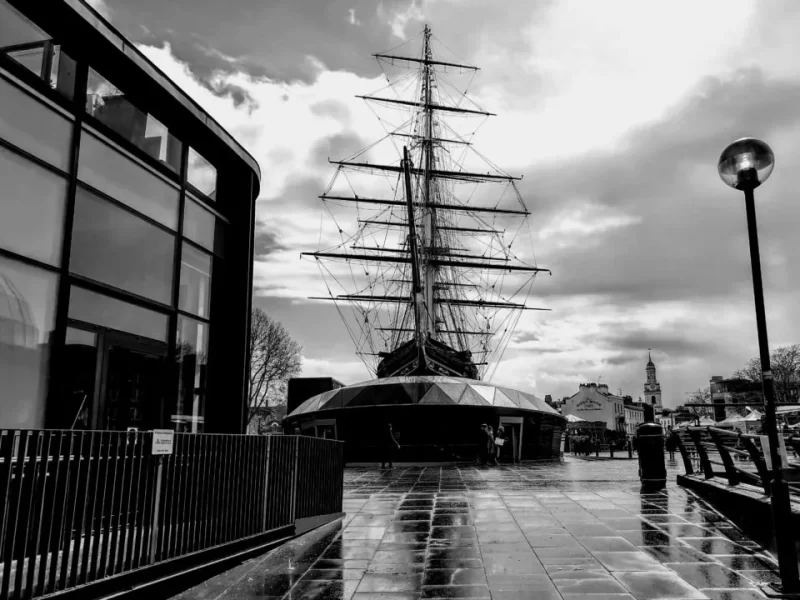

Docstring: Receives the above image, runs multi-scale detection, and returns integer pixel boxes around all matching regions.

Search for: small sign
[151,429,174,455]
[576,399,603,411]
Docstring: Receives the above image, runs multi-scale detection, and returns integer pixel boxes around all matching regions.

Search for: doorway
[102,336,167,431]
[60,323,168,430]
[498,416,524,463]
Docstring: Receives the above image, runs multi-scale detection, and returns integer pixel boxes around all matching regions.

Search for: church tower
[644,350,662,408]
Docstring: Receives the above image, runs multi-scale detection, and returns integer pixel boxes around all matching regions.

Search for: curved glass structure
[285,376,566,463]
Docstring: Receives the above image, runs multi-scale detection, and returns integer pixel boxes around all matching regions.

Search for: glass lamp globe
[718,137,774,190]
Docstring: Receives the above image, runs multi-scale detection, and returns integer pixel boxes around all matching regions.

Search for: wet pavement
[173,457,782,600]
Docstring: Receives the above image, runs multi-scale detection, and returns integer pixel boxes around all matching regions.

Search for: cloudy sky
[94,0,800,407]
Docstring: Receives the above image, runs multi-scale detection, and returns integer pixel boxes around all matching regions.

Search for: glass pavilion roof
[287,376,563,418]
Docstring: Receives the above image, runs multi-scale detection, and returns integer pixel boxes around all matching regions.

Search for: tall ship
[285,26,564,462]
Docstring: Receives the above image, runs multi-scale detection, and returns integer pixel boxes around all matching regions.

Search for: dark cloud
[105,0,428,83]
[591,325,719,357]
[512,331,539,343]
[521,68,800,307]
[254,230,286,258]
[310,100,351,123]
[309,132,367,168]
[602,353,639,367]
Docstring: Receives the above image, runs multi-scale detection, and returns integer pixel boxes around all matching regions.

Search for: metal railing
[0,430,343,599]
[671,427,800,498]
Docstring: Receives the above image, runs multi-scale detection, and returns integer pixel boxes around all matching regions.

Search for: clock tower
[644,350,662,408]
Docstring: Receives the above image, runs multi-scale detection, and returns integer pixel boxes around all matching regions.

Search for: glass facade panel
[0,256,57,429]
[179,243,212,319]
[70,187,175,304]
[187,147,217,200]
[183,197,215,252]
[0,73,73,170]
[0,2,76,99]
[0,1,48,48]
[68,286,168,342]
[78,130,180,229]
[174,316,208,433]
[60,327,97,430]
[0,145,66,265]
[4,44,76,100]
[86,68,182,172]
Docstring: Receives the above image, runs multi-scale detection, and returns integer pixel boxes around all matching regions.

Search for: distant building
[623,401,645,436]
[562,383,625,433]
[709,376,763,422]
[657,408,676,430]
[643,351,662,408]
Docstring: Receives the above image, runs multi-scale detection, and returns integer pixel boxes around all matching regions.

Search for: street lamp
[718,137,799,595]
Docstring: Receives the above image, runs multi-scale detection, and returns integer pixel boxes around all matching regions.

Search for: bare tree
[732,344,800,404]
[247,308,302,430]
[685,387,713,423]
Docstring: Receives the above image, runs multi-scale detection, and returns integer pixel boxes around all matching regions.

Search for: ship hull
[376,337,479,379]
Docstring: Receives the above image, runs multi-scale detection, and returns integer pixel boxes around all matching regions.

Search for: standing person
[494,426,506,465]
[381,422,400,470]
[476,424,489,465]
[485,425,495,465]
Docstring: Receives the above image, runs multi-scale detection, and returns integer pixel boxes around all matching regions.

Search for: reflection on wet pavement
[172,457,783,600]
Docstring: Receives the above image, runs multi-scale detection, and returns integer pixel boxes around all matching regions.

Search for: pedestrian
[665,431,677,461]
[476,424,489,465]
[381,422,400,469]
[494,426,506,464]
[486,425,495,465]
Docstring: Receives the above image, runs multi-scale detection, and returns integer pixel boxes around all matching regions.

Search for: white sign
[151,429,174,455]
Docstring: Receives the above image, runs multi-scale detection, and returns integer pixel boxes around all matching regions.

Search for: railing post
[289,436,300,524]
[708,429,739,486]
[742,436,772,496]
[149,456,164,564]
[262,436,272,532]
[671,431,694,475]
[688,429,714,479]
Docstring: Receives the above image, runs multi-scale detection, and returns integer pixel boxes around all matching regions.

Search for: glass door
[100,333,167,431]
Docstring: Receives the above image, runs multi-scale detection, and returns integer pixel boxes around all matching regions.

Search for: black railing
[0,430,343,599]
[671,427,800,498]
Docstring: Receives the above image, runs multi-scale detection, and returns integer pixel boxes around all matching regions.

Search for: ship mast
[421,24,436,338]
[401,146,427,366]
[302,25,553,379]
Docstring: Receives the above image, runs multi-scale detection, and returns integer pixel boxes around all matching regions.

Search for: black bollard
[636,405,666,491]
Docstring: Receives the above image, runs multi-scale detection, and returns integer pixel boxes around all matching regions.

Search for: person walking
[665,431,677,461]
[476,424,489,465]
[494,426,506,464]
[381,422,400,469]
[485,425,496,465]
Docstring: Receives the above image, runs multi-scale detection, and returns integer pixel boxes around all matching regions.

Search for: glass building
[0,0,261,433]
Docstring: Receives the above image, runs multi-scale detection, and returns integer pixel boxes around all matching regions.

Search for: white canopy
[719,409,763,427]
[565,414,587,423]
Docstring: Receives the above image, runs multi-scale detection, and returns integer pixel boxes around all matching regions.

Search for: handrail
[671,427,798,498]
[686,425,762,440]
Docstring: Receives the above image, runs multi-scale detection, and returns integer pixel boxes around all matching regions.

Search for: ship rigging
[302,25,550,380]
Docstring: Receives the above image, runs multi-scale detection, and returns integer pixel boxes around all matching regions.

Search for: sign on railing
[151,429,174,455]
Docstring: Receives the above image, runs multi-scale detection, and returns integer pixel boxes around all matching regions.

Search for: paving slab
[171,457,782,600]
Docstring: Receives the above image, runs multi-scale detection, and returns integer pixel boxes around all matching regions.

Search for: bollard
[628,440,633,459]
[636,422,666,491]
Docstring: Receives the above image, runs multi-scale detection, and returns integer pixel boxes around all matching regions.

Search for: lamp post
[718,137,799,595]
